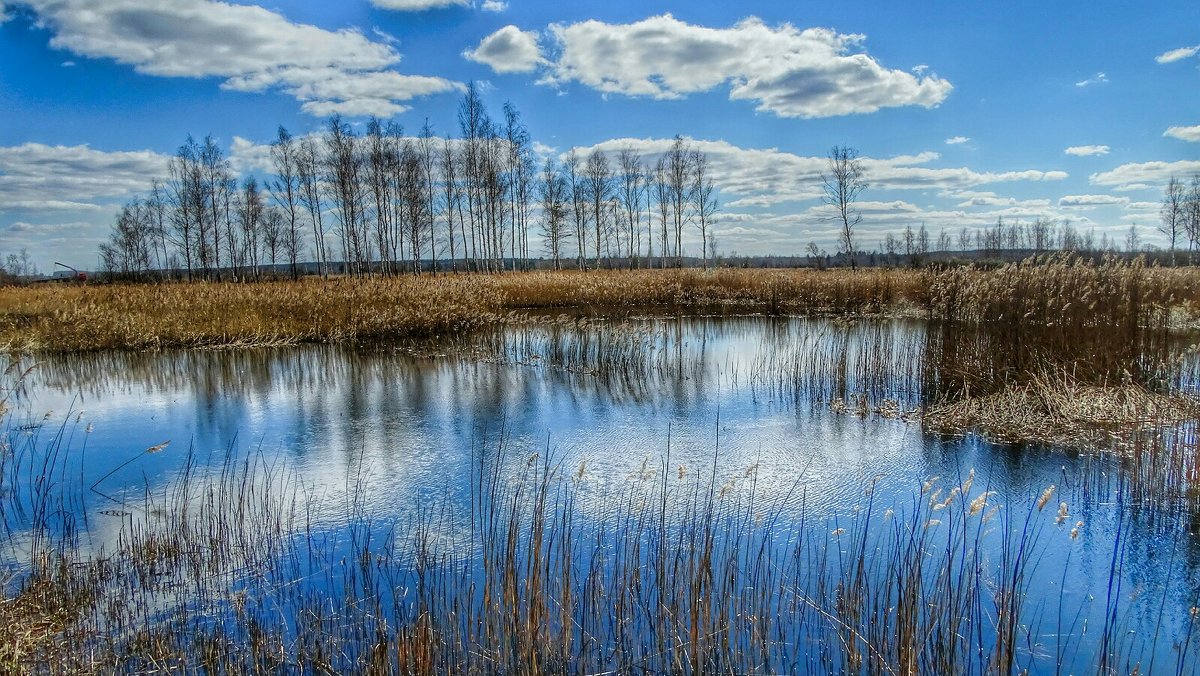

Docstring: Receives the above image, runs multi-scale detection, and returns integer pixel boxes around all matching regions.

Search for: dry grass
[0,276,505,352]
[924,371,1200,446]
[0,268,926,353]
[3,261,1197,356]
[0,575,87,671]
[924,256,1197,398]
[919,257,1200,443]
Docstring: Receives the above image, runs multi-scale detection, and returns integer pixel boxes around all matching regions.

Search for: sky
[1,0,1198,270]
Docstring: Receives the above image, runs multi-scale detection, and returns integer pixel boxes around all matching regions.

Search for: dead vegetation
[0,268,925,353]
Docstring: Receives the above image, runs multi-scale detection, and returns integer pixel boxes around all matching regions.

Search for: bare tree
[325,115,369,274]
[262,206,284,274]
[166,137,204,279]
[441,138,465,272]
[538,158,570,270]
[365,117,399,275]
[584,150,613,269]
[419,120,441,274]
[296,136,328,277]
[617,148,645,268]
[100,198,155,278]
[236,176,264,279]
[653,156,670,269]
[665,137,692,266]
[1126,224,1141,252]
[1161,176,1185,265]
[822,146,867,269]
[565,150,589,270]
[690,148,718,270]
[269,126,303,279]
[1185,174,1200,264]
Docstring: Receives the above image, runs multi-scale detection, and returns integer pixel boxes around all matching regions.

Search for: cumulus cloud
[1156,45,1199,64]
[464,26,542,73]
[1058,194,1129,208]
[9,0,461,117]
[537,15,951,118]
[1164,125,1200,143]
[370,0,469,10]
[1090,160,1200,190]
[570,137,1067,208]
[1075,72,1108,87]
[0,143,172,267]
[0,142,168,211]
[481,0,508,11]
[948,190,1051,209]
[945,136,969,145]
[1064,145,1110,156]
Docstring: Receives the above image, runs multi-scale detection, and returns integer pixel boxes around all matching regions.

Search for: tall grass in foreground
[1,411,1198,674]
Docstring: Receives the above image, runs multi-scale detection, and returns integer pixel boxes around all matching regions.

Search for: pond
[4,316,1199,673]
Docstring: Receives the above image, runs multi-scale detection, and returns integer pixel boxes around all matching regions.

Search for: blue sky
[1,0,1198,269]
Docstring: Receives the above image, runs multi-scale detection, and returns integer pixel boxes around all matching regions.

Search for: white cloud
[10,0,461,117]
[481,0,508,11]
[1058,194,1129,208]
[1090,160,1200,190]
[571,137,1067,208]
[1064,145,1110,157]
[948,190,1051,209]
[370,0,469,10]
[0,143,172,268]
[1164,125,1200,143]
[1075,72,1108,87]
[0,142,168,210]
[944,136,969,145]
[1125,201,1161,213]
[464,26,542,73]
[1156,45,1200,64]
[539,15,952,118]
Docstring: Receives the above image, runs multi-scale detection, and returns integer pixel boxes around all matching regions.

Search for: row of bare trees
[1159,174,1200,264]
[100,135,299,280]
[537,137,719,271]
[100,85,722,279]
[871,217,1141,262]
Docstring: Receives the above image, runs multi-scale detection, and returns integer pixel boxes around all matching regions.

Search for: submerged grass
[2,419,1197,674]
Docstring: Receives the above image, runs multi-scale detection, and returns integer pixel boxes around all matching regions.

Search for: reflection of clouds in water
[10,318,1200,619]
[24,318,935,521]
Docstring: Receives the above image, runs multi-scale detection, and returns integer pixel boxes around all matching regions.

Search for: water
[4,316,1200,673]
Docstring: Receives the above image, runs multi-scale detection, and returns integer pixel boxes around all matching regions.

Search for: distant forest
[77,84,1200,280]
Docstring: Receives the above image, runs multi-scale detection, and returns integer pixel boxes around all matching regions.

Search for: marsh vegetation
[1,258,1200,673]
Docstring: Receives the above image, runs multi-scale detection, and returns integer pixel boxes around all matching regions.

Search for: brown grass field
[3,258,1196,354]
[0,267,927,352]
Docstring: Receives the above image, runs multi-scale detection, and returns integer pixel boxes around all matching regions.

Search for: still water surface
[7,316,1200,671]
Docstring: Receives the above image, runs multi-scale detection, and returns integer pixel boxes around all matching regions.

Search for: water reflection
[5,315,1200,671]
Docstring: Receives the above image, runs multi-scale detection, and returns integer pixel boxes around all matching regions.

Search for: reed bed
[0,276,505,352]
[919,256,1200,443]
[0,268,929,353]
[923,256,1194,398]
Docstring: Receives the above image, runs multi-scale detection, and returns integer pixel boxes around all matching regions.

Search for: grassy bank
[3,259,1197,355]
[0,268,925,352]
